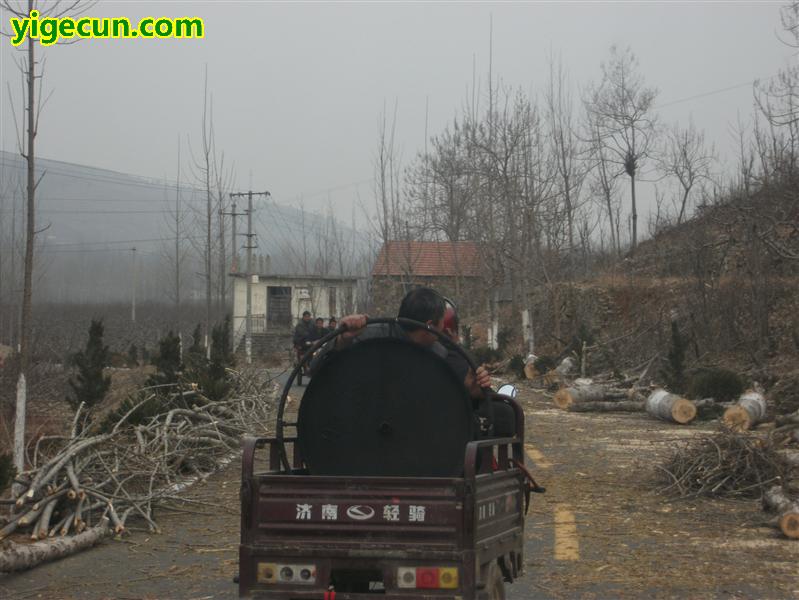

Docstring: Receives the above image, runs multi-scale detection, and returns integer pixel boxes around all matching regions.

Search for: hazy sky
[1,1,794,228]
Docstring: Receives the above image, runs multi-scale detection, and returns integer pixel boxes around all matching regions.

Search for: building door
[267,287,292,330]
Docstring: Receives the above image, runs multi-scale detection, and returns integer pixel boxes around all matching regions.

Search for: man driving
[322,287,490,399]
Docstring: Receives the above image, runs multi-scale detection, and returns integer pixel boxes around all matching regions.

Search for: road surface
[2,370,798,599]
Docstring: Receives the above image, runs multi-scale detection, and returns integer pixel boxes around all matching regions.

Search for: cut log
[0,517,110,572]
[568,401,645,413]
[762,486,799,539]
[554,385,639,410]
[553,385,606,410]
[723,391,767,431]
[645,389,697,424]
[555,356,575,376]
[523,363,538,380]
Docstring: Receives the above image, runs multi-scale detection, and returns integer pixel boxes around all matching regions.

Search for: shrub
[533,355,557,374]
[194,316,234,400]
[147,331,183,387]
[564,323,595,361]
[461,325,473,350]
[688,368,745,402]
[660,321,688,392]
[0,453,16,492]
[66,319,111,412]
[508,354,526,379]
[127,344,139,367]
[496,327,513,353]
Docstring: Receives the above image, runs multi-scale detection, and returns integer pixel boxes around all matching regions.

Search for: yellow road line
[524,443,552,469]
[554,505,579,561]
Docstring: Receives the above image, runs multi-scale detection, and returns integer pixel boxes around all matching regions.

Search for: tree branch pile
[0,371,275,572]
[656,429,792,499]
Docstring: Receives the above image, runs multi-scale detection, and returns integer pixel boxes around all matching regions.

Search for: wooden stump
[723,391,767,431]
[645,389,696,424]
[762,486,799,539]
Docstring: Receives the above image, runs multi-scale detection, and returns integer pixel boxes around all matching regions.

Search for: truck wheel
[486,562,506,600]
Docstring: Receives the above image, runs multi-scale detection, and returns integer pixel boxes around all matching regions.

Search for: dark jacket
[293,319,315,348]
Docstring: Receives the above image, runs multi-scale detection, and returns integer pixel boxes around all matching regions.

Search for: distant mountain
[0,151,372,303]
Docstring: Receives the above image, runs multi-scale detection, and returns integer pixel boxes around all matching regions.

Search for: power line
[655,73,778,110]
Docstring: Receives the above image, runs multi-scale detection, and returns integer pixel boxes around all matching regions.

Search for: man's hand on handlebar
[335,314,369,348]
[475,365,491,389]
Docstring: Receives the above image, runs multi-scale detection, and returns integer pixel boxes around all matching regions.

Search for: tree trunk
[568,400,645,413]
[630,172,637,250]
[0,518,109,572]
[15,23,36,481]
[645,389,696,424]
[554,384,630,409]
[13,373,26,486]
[722,391,767,431]
[762,486,799,539]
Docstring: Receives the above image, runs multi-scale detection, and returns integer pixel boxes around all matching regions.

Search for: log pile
[551,381,700,425]
[0,372,275,572]
[547,366,773,430]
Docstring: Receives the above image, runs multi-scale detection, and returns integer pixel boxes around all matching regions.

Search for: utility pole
[223,197,245,274]
[230,190,270,364]
[131,247,137,322]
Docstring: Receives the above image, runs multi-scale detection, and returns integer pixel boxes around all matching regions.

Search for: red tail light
[415,567,440,589]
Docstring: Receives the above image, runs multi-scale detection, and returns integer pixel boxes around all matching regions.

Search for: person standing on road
[326,317,337,335]
[307,317,326,348]
[293,311,315,351]
[293,311,315,385]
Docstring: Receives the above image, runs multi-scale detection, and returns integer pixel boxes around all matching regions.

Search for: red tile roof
[371,241,482,277]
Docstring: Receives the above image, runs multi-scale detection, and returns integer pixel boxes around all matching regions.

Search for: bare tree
[161,138,190,319]
[1,0,97,481]
[585,46,658,251]
[214,152,234,312]
[545,52,585,256]
[585,110,622,255]
[188,65,223,352]
[373,101,405,247]
[658,120,715,224]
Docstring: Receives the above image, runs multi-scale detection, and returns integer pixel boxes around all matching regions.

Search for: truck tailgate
[243,473,466,553]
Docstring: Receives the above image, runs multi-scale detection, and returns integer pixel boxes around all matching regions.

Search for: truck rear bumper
[239,544,477,600]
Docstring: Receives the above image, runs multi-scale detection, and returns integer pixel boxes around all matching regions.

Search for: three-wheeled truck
[239,318,541,599]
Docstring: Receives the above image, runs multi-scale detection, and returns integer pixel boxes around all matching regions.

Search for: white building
[231,273,359,353]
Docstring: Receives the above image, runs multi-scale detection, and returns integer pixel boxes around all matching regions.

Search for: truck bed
[239,437,525,599]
